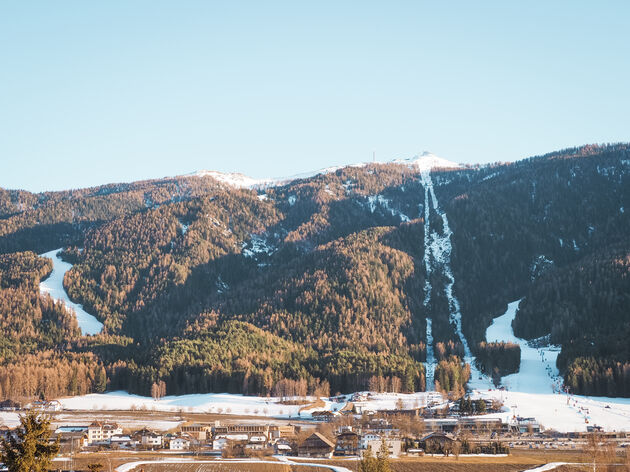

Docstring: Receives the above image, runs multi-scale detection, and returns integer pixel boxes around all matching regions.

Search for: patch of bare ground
[298,398,326,412]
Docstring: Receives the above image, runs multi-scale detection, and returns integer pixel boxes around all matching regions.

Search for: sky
[1,1,629,192]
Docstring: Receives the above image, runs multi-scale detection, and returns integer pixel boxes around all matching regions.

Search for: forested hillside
[0,143,628,400]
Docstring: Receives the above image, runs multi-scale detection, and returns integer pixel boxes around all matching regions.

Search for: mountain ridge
[0,143,628,400]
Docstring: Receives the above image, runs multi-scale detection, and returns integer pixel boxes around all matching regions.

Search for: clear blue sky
[1,1,629,192]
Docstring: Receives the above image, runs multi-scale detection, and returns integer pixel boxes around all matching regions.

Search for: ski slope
[472,389,630,432]
[420,169,492,390]
[39,248,104,336]
[485,300,562,394]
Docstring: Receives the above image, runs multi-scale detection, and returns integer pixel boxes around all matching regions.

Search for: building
[0,400,20,411]
[134,429,163,448]
[335,430,359,456]
[169,437,190,450]
[87,422,123,445]
[424,418,458,432]
[143,432,163,448]
[180,423,212,441]
[298,432,335,458]
[359,433,381,450]
[420,432,457,454]
[213,437,229,450]
[274,438,293,455]
[459,417,503,432]
[213,423,270,441]
[269,424,297,438]
[511,417,541,434]
[109,435,133,449]
[363,438,402,458]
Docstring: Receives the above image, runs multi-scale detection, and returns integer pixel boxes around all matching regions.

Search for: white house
[169,437,190,450]
[213,437,229,450]
[141,431,163,448]
[359,433,381,450]
[87,422,123,445]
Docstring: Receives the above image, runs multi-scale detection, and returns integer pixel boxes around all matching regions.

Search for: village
[2,393,629,466]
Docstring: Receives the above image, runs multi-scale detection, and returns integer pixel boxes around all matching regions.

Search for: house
[274,438,293,455]
[46,400,63,412]
[0,400,20,411]
[334,430,359,456]
[169,437,190,450]
[298,432,335,458]
[134,429,163,448]
[244,441,266,451]
[109,435,133,449]
[359,433,381,450]
[363,438,403,458]
[87,422,123,445]
[364,418,395,434]
[213,437,229,450]
[25,400,62,412]
[420,432,457,454]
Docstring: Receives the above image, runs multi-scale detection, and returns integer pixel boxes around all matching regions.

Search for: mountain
[0,143,629,400]
[190,151,460,189]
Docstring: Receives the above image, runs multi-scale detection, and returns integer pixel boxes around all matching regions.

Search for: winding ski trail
[39,248,104,336]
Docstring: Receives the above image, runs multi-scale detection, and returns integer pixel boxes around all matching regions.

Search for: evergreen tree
[376,438,392,472]
[359,444,377,472]
[0,411,59,472]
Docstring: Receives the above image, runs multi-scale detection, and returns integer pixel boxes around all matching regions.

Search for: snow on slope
[393,151,461,171]
[191,170,271,188]
[39,249,104,336]
[59,391,311,418]
[485,300,562,394]
[192,151,460,189]
[425,318,436,391]
[419,170,492,390]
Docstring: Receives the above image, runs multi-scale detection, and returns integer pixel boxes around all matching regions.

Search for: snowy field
[39,248,104,335]
[3,389,628,434]
[57,391,324,418]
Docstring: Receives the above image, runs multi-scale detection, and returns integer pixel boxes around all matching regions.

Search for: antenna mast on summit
[373,151,375,163]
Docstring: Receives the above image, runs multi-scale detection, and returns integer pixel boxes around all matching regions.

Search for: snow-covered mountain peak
[190,151,460,189]
[393,151,461,171]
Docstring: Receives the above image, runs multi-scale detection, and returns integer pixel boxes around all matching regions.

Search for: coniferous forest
[0,144,629,399]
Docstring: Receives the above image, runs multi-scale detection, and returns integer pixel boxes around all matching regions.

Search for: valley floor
[49,449,617,472]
